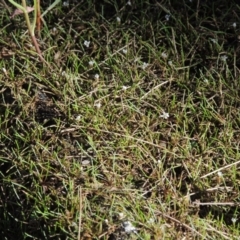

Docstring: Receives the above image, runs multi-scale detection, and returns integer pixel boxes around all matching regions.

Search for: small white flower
[147,218,154,224]
[104,219,109,224]
[118,212,125,219]
[75,115,81,121]
[84,40,90,48]
[217,171,223,178]
[142,62,149,70]
[220,55,228,62]
[122,49,128,54]
[63,1,69,7]
[231,217,237,224]
[160,111,169,119]
[2,68,7,74]
[61,71,66,76]
[122,85,129,91]
[94,102,101,109]
[51,27,58,36]
[122,221,137,233]
[82,160,90,165]
[165,14,170,21]
[233,22,237,28]
[203,78,208,83]
[116,17,121,23]
[89,60,95,66]
[210,38,218,44]
[94,74,99,80]
[168,60,173,66]
[127,0,131,6]
[161,52,168,59]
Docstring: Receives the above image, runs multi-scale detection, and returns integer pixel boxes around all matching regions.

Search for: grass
[1,0,240,239]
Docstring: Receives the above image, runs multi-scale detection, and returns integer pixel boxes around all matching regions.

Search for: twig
[200,158,240,179]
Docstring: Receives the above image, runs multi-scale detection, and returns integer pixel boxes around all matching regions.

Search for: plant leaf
[10,6,34,19]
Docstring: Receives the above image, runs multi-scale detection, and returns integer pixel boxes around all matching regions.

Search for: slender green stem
[32,0,37,34]
[8,0,60,66]
[9,0,33,35]
[8,0,48,64]
[22,0,34,35]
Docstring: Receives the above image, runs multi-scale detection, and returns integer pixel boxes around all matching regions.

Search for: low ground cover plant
[0,0,240,239]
